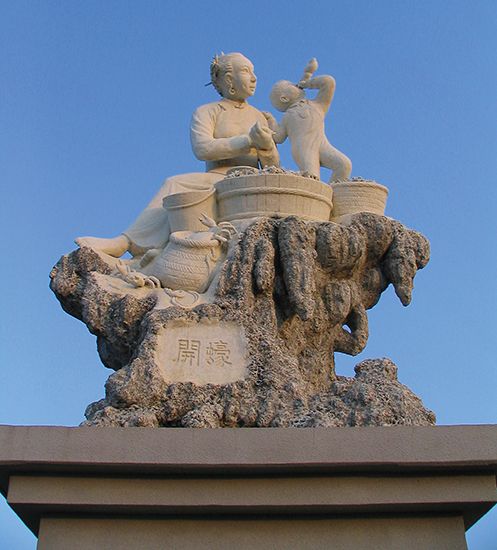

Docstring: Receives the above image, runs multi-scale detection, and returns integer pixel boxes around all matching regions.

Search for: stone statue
[76,52,279,258]
[50,52,434,429]
[266,58,352,182]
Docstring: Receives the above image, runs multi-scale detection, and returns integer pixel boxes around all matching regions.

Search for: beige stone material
[163,188,217,233]
[114,213,238,292]
[155,320,248,384]
[37,516,468,550]
[57,54,423,431]
[51,213,432,427]
[267,57,352,182]
[331,178,389,221]
[139,230,224,292]
[10,473,493,511]
[1,425,496,548]
[215,173,333,223]
[76,53,279,258]
[1,425,496,475]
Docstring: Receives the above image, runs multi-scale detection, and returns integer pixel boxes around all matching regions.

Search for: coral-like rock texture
[50,213,435,427]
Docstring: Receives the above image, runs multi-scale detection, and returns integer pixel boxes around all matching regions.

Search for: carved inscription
[176,339,201,366]
[206,340,232,367]
[174,339,233,368]
[156,322,248,384]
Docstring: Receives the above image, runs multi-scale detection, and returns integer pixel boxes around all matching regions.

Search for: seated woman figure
[76,52,279,257]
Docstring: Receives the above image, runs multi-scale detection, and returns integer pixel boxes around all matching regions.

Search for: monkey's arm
[302,75,336,113]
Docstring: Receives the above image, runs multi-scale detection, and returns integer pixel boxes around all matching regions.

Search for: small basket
[331,180,388,222]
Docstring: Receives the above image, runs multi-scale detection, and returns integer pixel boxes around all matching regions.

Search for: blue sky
[1,1,496,547]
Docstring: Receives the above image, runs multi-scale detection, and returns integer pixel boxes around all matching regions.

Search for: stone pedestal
[1,425,496,549]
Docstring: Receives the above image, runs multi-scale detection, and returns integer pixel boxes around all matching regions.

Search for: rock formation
[50,212,435,427]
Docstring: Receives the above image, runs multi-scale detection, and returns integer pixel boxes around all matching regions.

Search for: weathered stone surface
[50,248,158,371]
[50,213,434,427]
[83,357,435,428]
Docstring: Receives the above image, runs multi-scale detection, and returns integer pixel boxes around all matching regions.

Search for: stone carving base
[83,357,434,427]
[50,213,434,427]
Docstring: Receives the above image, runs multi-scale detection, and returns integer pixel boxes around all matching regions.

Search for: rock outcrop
[50,213,434,427]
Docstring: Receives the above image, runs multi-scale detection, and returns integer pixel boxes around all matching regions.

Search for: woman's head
[210,52,257,101]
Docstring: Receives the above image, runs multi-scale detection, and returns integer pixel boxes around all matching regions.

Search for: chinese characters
[206,341,232,367]
[176,339,201,366]
[175,338,232,368]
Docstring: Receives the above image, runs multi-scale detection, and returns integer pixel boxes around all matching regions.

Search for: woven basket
[144,231,221,292]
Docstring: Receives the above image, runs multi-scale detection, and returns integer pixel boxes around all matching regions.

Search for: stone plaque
[156,321,249,385]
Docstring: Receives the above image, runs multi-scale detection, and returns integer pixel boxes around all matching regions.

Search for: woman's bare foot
[75,234,130,257]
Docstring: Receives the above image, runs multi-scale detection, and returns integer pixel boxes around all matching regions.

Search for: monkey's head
[270,80,305,112]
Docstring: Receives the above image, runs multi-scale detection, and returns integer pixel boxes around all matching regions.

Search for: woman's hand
[249,121,275,151]
[261,111,277,131]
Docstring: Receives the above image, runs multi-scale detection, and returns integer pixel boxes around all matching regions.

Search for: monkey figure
[266,58,352,182]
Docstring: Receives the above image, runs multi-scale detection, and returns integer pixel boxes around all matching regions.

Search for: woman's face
[226,56,257,101]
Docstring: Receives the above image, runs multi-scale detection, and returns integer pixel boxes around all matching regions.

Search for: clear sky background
[1,1,496,547]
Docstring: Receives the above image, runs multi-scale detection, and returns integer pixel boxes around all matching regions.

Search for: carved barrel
[215,174,333,223]
[163,189,217,233]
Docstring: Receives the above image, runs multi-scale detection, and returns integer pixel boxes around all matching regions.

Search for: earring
[229,86,236,96]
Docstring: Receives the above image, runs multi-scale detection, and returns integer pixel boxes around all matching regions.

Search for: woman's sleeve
[190,104,252,161]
